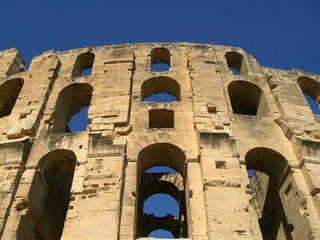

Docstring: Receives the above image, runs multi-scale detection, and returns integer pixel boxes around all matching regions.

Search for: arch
[138,143,186,176]
[0,78,23,118]
[33,149,76,240]
[297,76,320,110]
[150,47,170,72]
[141,77,180,102]
[71,52,95,78]
[225,51,247,75]
[137,143,188,238]
[140,172,184,203]
[245,148,293,240]
[51,83,93,133]
[245,147,290,186]
[228,80,270,116]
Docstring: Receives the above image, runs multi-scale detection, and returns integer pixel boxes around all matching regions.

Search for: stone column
[119,160,138,239]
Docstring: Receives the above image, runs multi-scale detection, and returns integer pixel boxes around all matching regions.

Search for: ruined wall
[0,43,319,239]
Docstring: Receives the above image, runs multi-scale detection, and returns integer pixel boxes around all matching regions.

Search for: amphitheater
[0,42,319,239]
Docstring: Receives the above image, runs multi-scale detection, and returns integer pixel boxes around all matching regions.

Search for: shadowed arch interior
[228,80,270,116]
[0,78,23,118]
[51,83,93,133]
[297,76,320,108]
[245,147,290,186]
[141,77,180,102]
[138,143,186,176]
[225,51,248,75]
[71,52,95,78]
[245,148,293,240]
[33,149,76,240]
[150,47,171,72]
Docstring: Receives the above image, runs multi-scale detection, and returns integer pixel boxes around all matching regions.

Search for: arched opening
[228,80,270,116]
[33,150,76,240]
[137,143,188,238]
[225,51,247,75]
[149,109,174,128]
[51,83,92,133]
[297,77,320,113]
[246,148,293,240]
[0,78,23,118]
[151,47,170,72]
[141,77,180,102]
[71,52,95,78]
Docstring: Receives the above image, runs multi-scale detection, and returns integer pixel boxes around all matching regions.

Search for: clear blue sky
[1,0,319,238]
[1,0,319,75]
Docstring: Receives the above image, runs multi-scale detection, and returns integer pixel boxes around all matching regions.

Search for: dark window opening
[230,97,258,115]
[149,109,174,128]
[151,47,170,72]
[0,78,23,118]
[141,76,180,102]
[228,80,269,116]
[71,52,95,78]
[215,161,226,169]
[51,83,92,133]
[225,51,247,75]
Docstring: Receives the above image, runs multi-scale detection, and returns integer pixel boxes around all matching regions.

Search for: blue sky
[1,0,319,238]
[1,0,320,75]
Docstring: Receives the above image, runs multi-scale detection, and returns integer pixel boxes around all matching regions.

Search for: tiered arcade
[0,43,319,239]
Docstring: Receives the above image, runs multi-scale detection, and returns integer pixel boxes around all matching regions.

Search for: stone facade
[0,42,319,239]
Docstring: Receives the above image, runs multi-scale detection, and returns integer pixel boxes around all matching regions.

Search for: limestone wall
[0,43,319,239]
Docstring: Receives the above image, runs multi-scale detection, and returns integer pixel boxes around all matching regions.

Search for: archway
[245,148,292,240]
[51,83,92,133]
[137,143,188,238]
[33,149,76,240]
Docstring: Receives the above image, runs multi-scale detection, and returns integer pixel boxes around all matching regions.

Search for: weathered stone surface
[0,43,319,239]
